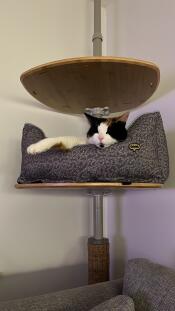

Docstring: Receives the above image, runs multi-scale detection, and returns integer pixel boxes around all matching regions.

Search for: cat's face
[85,113,129,148]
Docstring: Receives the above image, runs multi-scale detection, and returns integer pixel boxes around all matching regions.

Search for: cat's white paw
[27,143,43,154]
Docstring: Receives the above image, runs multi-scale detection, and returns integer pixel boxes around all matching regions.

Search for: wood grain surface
[21,57,160,114]
[15,182,162,190]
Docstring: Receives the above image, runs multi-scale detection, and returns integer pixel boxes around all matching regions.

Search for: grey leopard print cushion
[17,112,169,184]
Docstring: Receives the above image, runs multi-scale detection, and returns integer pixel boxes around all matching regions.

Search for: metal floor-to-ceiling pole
[88,0,110,284]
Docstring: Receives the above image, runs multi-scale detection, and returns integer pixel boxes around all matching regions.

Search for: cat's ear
[113,112,129,123]
[84,113,105,125]
[84,113,97,125]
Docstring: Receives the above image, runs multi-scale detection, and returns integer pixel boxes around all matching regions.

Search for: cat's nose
[99,135,104,142]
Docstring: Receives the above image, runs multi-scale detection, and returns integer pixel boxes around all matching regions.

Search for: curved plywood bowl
[21,57,160,114]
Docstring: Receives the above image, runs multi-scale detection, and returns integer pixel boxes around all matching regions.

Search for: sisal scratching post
[88,193,110,284]
[88,237,109,284]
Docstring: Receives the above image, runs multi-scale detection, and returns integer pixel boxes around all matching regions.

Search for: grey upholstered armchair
[0,258,175,310]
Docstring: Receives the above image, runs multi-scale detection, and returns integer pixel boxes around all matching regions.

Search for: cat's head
[84,112,129,148]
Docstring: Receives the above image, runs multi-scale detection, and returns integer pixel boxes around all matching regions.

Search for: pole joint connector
[92,33,103,42]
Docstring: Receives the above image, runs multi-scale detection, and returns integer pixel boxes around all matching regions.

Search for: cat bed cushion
[17,112,169,184]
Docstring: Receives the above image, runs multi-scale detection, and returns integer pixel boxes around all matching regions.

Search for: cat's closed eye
[87,124,98,138]
[107,121,127,141]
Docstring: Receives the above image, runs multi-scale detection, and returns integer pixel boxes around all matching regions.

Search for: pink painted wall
[106,0,175,277]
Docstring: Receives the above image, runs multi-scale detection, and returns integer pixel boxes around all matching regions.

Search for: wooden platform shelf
[15,182,162,190]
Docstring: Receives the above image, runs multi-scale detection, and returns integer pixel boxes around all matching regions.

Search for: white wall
[106,0,175,277]
[0,0,94,300]
[1,0,174,300]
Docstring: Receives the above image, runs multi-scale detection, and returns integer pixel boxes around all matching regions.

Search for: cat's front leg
[27,138,58,154]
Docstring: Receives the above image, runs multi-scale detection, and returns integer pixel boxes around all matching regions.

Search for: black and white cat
[27,112,129,154]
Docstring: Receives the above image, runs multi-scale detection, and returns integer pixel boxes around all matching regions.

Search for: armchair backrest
[123,258,175,311]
